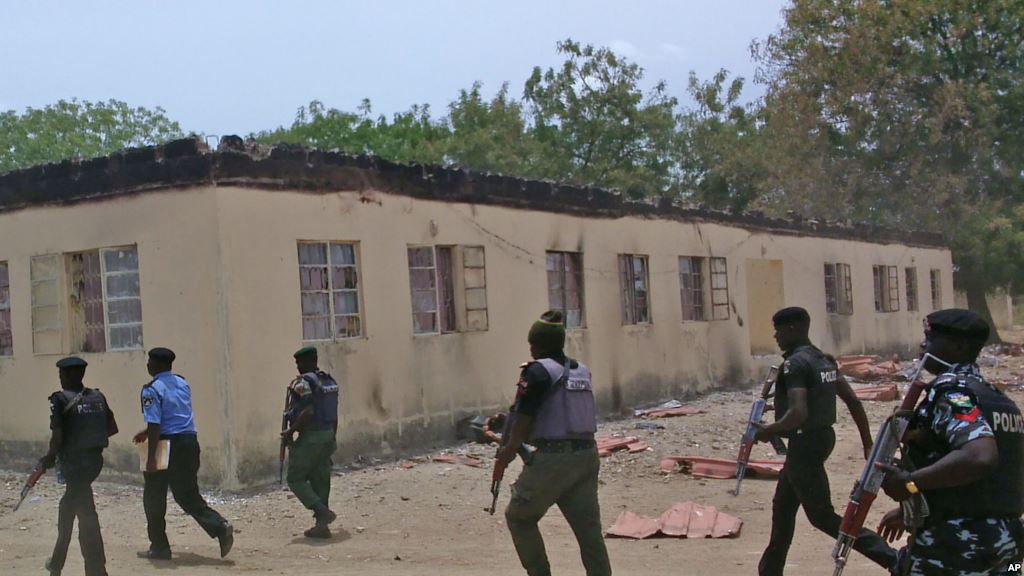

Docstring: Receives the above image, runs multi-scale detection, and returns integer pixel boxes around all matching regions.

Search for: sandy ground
[2,334,1022,576]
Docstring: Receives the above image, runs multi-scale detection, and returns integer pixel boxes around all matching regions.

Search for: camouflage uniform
[900,364,1024,576]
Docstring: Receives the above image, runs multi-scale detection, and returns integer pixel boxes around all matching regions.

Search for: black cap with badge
[925,309,990,342]
[148,347,176,362]
[55,356,88,369]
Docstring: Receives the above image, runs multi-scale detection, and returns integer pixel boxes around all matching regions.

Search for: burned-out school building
[0,138,952,486]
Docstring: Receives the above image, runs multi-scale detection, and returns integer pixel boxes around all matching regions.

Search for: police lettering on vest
[302,371,339,431]
[528,358,597,442]
[57,389,110,453]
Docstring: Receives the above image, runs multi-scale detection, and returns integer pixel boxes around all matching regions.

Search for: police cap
[293,346,317,359]
[772,307,810,326]
[55,356,88,369]
[148,347,177,362]
[926,309,990,342]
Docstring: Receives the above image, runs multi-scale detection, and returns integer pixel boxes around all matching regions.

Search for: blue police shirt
[141,372,197,435]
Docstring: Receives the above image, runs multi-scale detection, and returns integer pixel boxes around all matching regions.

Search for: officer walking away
[877,309,1023,575]
[133,347,234,560]
[754,307,897,575]
[40,356,117,576]
[498,310,612,576]
[281,346,340,538]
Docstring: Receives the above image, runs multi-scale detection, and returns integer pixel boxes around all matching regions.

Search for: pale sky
[0,1,789,137]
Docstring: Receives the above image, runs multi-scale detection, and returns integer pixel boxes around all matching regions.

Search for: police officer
[754,307,897,575]
[133,347,234,560]
[281,346,340,538]
[877,309,1023,575]
[497,310,611,576]
[40,356,116,576]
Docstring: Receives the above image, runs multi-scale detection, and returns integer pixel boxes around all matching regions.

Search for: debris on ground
[660,456,783,479]
[837,355,900,381]
[596,434,648,457]
[606,502,742,539]
[985,342,1024,357]
[430,455,484,468]
[852,383,899,402]
[635,422,666,431]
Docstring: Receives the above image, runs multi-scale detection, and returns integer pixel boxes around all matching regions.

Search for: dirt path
[2,345,1022,576]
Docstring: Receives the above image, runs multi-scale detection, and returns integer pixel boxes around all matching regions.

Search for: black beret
[772,307,810,326]
[55,356,88,369]
[148,347,176,362]
[293,346,318,359]
[926,309,990,342]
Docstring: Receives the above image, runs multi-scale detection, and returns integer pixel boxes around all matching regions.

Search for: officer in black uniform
[877,309,1023,575]
[754,307,897,575]
[40,356,117,576]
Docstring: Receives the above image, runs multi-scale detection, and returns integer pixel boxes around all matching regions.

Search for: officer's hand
[280,430,294,446]
[876,462,912,501]
[133,429,148,444]
[495,445,517,467]
[876,508,905,543]
[752,422,773,443]
[38,454,56,470]
[145,459,159,474]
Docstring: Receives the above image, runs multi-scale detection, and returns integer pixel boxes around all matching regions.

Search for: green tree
[0,99,183,172]
[524,39,680,198]
[446,82,536,175]
[752,0,1024,335]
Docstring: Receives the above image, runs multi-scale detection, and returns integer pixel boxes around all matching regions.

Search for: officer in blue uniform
[40,356,116,576]
[281,346,340,538]
[877,309,1023,575]
[498,310,611,576]
[134,347,234,560]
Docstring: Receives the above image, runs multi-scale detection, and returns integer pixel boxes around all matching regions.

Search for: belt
[533,439,596,453]
[160,432,197,440]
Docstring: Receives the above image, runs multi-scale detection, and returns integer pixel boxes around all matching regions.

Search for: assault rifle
[13,462,46,512]
[732,365,784,496]
[831,353,953,576]
[279,386,292,485]
[489,416,537,515]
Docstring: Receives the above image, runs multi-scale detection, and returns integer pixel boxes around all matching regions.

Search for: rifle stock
[13,463,45,512]
[732,365,779,496]
[831,353,953,576]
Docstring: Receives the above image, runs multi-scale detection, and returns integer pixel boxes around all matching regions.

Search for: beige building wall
[0,185,954,486]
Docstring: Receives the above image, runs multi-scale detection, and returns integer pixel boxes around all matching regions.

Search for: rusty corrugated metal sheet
[660,456,783,479]
[606,502,742,540]
[853,383,899,401]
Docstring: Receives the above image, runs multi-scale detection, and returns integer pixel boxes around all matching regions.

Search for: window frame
[825,262,854,315]
[905,267,919,312]
[99,246,144,351]
[619,254,651,325]
[0,261,11,356]
[298,241,364,342]
[30,254,63,354]
[873,264,900,313]
[546,251,585,329]
[679,256,706,322]
[930,269,942,310]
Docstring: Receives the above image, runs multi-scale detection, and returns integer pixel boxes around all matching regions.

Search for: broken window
[462,246,489,332]
[873,265,900,312]
[409,245,487,335]
[824,262,853,315]
[930,269,942,310]
[619,254,650,325]
[298,242,363,341]
[710,257,730,320]
[0,262,11,356]
[546,251,584,328]
[67,246,144,352]
[679,256,705,321]
[31,255,62,354]
[905,267,918,312]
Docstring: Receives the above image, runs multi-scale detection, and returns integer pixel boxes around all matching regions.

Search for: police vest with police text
[528,358,598,442]
[303,371,340,431]
[58,388,110,453]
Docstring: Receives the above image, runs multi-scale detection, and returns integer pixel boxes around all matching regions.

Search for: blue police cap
[55,356,88,369]
[148,347,176,362]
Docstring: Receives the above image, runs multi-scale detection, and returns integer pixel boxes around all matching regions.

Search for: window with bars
[31,255,63,354]
[873,265,900,312]
[710,257,730,320]
[619,254,650,325]
[298,242,362,341]
[67,247,144,352]
[824,262,853,315]
[0,262,11,356]
[679,256,705,321]
[930,269,942,310]
[905,267,919,312]
[547,251,585,328]
[408,245,488,335]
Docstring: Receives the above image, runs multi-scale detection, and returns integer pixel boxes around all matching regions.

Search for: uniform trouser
[143,434,228,552]
[759,428,896,576]
[50,450,106,576]
[287,429,336,511]
[903,516,1023,575]
[505,446,612,576]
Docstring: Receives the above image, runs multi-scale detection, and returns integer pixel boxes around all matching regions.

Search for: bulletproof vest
[915,373,1024,519]
[304,371,339,431]
[528,358,598,442]
[774,345,838,435]
[59,388,109,453]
